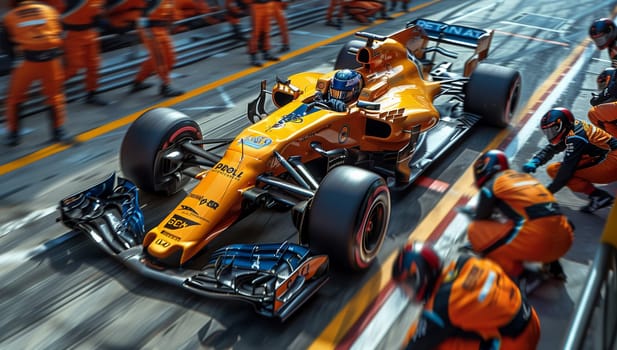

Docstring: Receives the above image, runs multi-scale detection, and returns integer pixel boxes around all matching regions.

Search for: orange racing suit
[134,0,176,86]
[248,0,274,55]
[467,169,573,278]
[61,0,106,94]
[325,0,343,25]
[174,0,216,19]
[2,1,66,134]
[224,0,247,26]
[41,0,65,12]
[530,119,617,195]
[588,102,617,138]
[344,0,383,24]
[271,0,288,48]
[404,255,540,349]
[106,0,147,33]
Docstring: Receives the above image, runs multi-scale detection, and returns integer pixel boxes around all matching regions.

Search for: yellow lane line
[309,33,590,350]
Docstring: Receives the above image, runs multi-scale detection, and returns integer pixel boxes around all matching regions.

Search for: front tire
[120,107,202,195]
[306,166,391,271]
[464,63,521,128]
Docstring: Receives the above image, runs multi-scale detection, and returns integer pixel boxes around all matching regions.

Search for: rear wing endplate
[408,18,494,76]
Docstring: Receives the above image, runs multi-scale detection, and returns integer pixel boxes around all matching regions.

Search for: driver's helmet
[589,18,617,49]
[329,69,363,103]
[392,241,441,303]
[540,107,575,145]
[473,149,509,188]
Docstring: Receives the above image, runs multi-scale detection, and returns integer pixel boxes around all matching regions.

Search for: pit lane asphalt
[1,0,615,348]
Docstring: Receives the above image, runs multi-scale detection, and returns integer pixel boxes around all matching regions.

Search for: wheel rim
[361,199,387,258]
[154,133,197,188]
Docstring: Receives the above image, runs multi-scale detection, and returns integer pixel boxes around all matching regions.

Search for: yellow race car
[59,18,521,320]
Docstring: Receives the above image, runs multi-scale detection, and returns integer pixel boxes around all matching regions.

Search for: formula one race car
[59,18,521,321]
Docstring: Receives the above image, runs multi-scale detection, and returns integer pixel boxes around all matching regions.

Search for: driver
[314,69,363,112]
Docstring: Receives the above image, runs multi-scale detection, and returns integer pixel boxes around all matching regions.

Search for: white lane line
[218,87,235,108]
[499,21,567,34]
[351,286,412,350]
[504,43,595,158]
[0,206,58,239]
[0,231,77,265]
[180,87,236,112]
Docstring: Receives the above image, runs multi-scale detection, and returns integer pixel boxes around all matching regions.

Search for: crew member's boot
[130,80,153,93]
[52,126,70,143]
[85,90,109,106]
[160,84,184,97]
[232,24,246,41]
[262,51,280,61]
[5,103,22,146]
[6,130,19,146]
[49,107,71,143]
[250,54,263,67]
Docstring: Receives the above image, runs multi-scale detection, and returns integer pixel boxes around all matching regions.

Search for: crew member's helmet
[589,18,617,49]
[597,67,617,92]
[392,241,442,303]
[597,67,615,90]
[329,69,363,103]
[540,107,575,145]
[473,149,509,188]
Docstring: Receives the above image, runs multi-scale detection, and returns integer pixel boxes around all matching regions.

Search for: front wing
[58,173,329,321]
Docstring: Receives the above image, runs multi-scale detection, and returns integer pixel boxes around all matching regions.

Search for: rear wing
[408,18,494,76]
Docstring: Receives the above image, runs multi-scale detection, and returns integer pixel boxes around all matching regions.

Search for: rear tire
[120,107,202,195]
[464,63,521,128]
[306,166,390,271]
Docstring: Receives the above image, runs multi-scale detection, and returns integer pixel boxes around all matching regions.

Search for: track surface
[1,0,615,348]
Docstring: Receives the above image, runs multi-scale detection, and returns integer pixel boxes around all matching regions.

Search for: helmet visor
[592,34,610,49]
[542,123,564,144]
[399,267,421,300]
[329,88,353,102]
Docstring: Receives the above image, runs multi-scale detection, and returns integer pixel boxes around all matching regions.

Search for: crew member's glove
[314,91,325,102]
[590,89,612,106]
[522,158,541,173]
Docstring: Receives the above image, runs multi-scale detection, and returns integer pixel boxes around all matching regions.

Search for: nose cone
[144,231,184,266]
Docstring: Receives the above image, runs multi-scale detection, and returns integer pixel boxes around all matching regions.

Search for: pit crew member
[522,107,617,213]
[392,241,541,350]
[2,0,68,146]
[466,149,573,280]
[61,0,109,106]
[589,17,617,68]
[589,67,617,137]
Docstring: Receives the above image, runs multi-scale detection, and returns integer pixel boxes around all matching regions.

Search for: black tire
[120,107,202,195]
[464,63,521,128]
[306,166,391,271]
[334,40,364,70]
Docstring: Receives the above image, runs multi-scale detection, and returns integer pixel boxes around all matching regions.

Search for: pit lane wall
[562,203,617,350]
